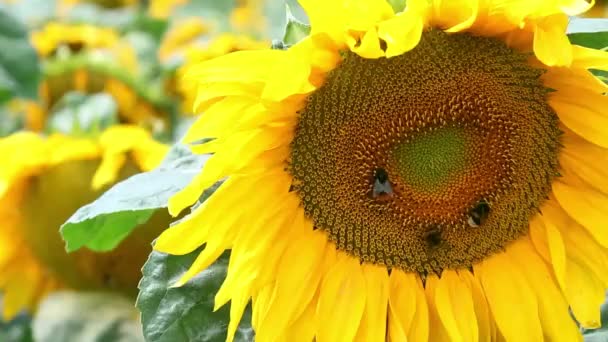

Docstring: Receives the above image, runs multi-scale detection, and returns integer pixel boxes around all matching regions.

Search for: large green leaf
[32,291,143,342]
[568,18,608,49]
[60,144,209,253]
[137,248,254,342]
[0,8,40,105]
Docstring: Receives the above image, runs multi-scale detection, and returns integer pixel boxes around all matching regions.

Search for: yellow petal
[347,28,384,59]
[508,238,581,342]
[377,10,424,58]
[214,196,298,306]
[434,269,478,342]
[425,274,452,342]
[387,269,417,341]
[316,252,366,342]
[564,259,604,328]
[458,270,493,342]
[354,264,389,342]
[549,93,608,148]
[540,216,567,292]
[91,152,126,190]
[432,0,479,32]
[560,128,608,195]
[474,250,543,341]
[533,14,572,67]
[572,45,608,70]
[256,229,327,341]
[553,181,608,248]
[283,291,319,342]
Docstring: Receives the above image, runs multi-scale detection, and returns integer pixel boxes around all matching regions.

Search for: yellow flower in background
[57,0,137,15]
[175,33,268,114]
[230,0,267,34]
[158,17,210,65]
[148,0,187,19]
[24,22,169,134]
[155,0,608,341]
[31,23,120,58]
[0,125,167,319]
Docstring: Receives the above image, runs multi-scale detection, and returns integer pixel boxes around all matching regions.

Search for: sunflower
[148,0,187,19]
[26,23,169,134]
[57,0,137,15]
[0,125,167,319]
[230,0,267,34]
[158,17,210,65]
[156,0,608,341]
[31,23,121,58]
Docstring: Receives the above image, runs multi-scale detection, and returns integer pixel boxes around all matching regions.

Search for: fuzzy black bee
[424,226,442,249]
[372,167,393,198]
[468,199,490,227]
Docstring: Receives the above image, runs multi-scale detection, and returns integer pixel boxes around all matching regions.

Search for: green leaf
[387,0,407,13]
[46,92,119,137]
[0,314,33,342]
[0,8,40,105]
[568,18,608,49]
[282,4,310,46]
[137,248,254,342]
[60,144,209,253]
[32,291,144,342]
[0,105,25,137]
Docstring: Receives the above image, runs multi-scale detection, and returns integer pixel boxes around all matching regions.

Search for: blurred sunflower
[155,0,608,341]
[24,22,170,135]
[158,17,210,65]
[230,0,267,34]
[148,0,187,19]
[58,0,137,15]
[31,23,122,58]
[0,125,168,319]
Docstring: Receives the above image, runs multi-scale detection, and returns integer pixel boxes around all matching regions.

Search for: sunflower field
[1,0,608,341]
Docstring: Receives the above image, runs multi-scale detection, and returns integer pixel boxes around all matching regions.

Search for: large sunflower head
[0,125,167,319]
[156,0,608,341]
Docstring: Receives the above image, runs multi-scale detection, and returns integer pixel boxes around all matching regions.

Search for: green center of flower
[289,30,561,274]
[393,126,468,193]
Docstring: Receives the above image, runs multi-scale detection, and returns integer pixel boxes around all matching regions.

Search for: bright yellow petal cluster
[155,0,608,341]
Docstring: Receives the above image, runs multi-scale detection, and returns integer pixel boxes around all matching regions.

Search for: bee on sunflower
[154,0,608,341]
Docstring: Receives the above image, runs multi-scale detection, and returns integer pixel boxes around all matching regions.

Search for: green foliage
[32,291,143,342]
[568,18,608,49]
[61,144,209,253]
[0,314,33,342]
[137,248,254,342]
[46,92,119,137]
[282,4,310,46]
[387,0,407,13]
[0,8,40,105]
